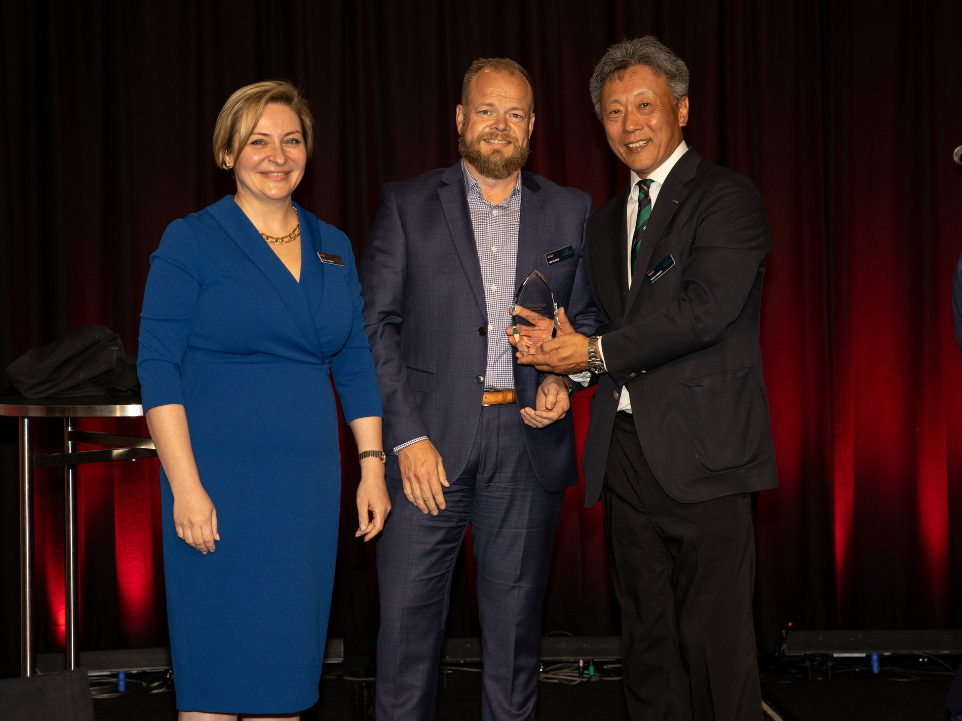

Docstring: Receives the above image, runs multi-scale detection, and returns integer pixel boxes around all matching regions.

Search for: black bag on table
[6,324,140,398]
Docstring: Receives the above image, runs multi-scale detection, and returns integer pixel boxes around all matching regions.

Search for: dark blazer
[361,162,595,492]
[582,148,778,505]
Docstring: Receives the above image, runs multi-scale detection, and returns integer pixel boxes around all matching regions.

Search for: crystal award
[511,270,558,355]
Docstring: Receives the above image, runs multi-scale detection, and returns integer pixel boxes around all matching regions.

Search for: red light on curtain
[915,403,949,615]
[50,605,67,646]
[35,471,67,648]
[831,394,856,614]
[571,388,607,567]
[113,456,162,644]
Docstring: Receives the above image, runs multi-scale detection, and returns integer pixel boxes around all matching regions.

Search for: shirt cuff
[393,436,429,454]
[569,371,592,387]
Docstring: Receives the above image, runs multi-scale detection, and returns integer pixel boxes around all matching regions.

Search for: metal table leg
[19,417,34,677]
[64,417,78,670]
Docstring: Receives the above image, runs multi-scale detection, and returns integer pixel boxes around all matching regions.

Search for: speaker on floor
[0,669,94,721]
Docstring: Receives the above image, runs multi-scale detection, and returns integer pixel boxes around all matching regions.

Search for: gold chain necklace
[260,207,300,245]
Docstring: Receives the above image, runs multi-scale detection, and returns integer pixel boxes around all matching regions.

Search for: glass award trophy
[511,270,558,355]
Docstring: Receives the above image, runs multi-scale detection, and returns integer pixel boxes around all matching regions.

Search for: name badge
[545,245,574,264]
[646,253,675,283]
[317,252,344,266]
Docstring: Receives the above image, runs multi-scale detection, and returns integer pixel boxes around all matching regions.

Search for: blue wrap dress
[137,196,381,713]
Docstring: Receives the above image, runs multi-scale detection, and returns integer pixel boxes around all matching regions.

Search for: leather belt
[482,389,517,406]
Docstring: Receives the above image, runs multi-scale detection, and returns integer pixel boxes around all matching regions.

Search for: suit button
[478,326,487,336]
[475,375,485,384]
[612,391,619,400]
[640,370,647,374]
[628,372,637,378]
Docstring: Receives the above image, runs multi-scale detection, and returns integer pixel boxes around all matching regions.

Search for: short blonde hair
[212,80,314,169]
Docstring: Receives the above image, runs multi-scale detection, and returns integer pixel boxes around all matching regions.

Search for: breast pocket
[542,252,580,304]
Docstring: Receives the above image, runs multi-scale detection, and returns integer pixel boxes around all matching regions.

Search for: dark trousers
[604,412,762,721]
[375,405,564,721]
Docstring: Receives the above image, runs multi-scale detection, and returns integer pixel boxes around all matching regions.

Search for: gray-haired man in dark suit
[520,37,777,720]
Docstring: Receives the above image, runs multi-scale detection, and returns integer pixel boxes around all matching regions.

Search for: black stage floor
[85,656,956,720]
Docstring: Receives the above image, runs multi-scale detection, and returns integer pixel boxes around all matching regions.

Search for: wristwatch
[358,450,386,463]
[586,336,606,375]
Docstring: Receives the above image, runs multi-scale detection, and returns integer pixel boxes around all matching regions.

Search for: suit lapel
[514,172,544,291]
[623,150,700,313]
[591,189,630,324]
[207,196,323,356]
[437,164,487,316]
[610,191,630,299]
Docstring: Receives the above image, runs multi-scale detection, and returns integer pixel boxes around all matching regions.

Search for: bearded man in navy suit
[361,58,595,721]
[520,37,778,721]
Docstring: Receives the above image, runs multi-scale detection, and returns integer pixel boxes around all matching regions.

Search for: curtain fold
[2,0,961,672]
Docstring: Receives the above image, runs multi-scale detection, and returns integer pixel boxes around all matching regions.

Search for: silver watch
[587,336,606,375]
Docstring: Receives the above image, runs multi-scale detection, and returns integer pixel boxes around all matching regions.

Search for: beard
[458,132,530,179]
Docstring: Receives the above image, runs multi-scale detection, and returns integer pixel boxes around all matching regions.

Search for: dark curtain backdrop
[2,0,962,675]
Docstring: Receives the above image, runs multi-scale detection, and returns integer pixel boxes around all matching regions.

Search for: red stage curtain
[1,0,961,671]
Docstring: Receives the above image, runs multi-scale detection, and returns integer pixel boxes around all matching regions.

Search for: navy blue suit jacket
[582,149,778,505]
[361,163,595,492]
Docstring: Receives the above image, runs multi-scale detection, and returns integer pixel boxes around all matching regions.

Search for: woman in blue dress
[138,81,390,720]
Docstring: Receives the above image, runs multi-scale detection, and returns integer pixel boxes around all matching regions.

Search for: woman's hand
[145,404,219,554]
[172,485,220,554]
[356,470,391,542]
[348,416,389,539]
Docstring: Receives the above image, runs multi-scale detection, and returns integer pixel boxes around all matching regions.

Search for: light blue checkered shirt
[462,161,521,391]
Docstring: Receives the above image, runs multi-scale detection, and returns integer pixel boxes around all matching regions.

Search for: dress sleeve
[137,219,201,412]
[326,227,383,423]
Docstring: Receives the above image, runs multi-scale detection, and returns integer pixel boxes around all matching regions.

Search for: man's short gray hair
[589,36,689,119]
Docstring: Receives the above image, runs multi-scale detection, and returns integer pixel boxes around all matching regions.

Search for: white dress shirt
[600,141,689,413]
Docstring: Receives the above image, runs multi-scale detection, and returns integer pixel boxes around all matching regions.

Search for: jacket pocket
[405,366,435,393]
[681,366,771,473]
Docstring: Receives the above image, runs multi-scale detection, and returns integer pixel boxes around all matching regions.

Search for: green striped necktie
[631,178,654,269]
